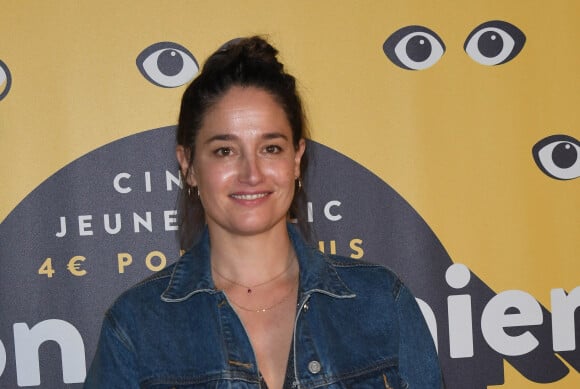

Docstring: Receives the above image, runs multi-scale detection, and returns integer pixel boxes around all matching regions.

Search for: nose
[238,154,263,185]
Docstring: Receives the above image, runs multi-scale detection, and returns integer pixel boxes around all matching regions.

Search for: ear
[176,145,197,187]
[294,138,306,178]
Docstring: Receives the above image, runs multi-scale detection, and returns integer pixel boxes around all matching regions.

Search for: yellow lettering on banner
[66,256,87,276]
[349,238,364,259]
[38,258,56,278]
[117,253,133,273]
[145,251,166,272]
[318,239,364,258]
[318,240,337,254]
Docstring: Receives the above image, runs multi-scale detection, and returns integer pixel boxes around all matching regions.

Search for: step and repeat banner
[1,1,578,388]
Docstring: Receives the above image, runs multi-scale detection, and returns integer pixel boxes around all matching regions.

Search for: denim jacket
[85,225,442,388]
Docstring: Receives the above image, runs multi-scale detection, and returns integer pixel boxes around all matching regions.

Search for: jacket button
[308,360,321,374]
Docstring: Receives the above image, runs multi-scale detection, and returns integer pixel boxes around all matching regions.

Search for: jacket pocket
[319,362,407,389]
[142,379,257,389]
[379,367,408,389]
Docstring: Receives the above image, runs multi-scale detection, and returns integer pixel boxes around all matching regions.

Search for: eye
[383,26,446,70]
[0,59,12,101]
[136,42,199,88]
[215,147,233,157]
[532,135,580,180]
[265,145,282,154]
[464,21,526,66]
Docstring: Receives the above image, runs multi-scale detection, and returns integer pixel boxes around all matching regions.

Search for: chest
[232,288,297,388]
[133,292,404,388]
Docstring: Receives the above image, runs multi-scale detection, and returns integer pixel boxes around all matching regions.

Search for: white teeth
[231,193,268,200]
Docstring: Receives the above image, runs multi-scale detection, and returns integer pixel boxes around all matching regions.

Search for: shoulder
[322,253,405,299]
[324,253,400,282]
[107,264,176,313]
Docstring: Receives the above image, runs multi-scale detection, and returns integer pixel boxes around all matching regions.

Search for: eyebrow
[203,132,289,144]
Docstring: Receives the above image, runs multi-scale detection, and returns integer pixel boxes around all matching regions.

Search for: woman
[85,36,442,388]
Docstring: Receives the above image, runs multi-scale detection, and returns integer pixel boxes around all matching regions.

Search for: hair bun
[209,36,284,75]
[240,36,279,64]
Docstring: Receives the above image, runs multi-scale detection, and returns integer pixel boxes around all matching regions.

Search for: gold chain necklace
[212,251,296,294]
[227,276,298,313]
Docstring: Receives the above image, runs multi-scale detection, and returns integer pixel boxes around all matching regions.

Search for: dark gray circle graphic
[0,127,574,387]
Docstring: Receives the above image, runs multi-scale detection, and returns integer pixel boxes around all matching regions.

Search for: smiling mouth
[230,193,270,200]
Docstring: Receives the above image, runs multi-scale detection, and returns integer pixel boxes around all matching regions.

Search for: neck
[208,223,295,286]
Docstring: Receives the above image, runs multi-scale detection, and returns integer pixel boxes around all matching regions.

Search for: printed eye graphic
[464,21,525,66]
[532,135,580,180]
[0,59,12,101]
[136,42,198,88]
[383,26,445,70]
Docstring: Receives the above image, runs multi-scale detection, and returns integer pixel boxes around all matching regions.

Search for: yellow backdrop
[1,1,578,388]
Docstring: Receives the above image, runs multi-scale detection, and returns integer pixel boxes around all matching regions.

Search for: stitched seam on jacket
[105,310,136,353]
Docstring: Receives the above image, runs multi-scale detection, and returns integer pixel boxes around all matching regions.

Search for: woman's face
[177,86,305,238]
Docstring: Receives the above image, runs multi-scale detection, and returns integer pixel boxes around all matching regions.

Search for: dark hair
[176,36,311,249]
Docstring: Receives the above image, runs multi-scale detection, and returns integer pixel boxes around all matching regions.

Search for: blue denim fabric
[85,225,442,388]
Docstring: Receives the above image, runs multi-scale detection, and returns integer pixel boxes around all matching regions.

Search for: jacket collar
[161,223,355,303]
